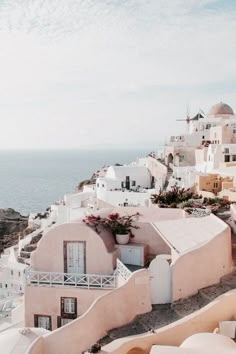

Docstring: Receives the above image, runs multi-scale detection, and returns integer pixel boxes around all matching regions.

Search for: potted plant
[83,212,140,244]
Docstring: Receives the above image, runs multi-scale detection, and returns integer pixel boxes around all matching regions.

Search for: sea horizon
[0,147,160,216]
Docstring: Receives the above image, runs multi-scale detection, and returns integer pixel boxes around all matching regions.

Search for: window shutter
[61,297,65,315]
[74,298,77,317]
[57,316,61,328]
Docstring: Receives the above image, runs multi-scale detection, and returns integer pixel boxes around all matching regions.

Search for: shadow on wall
[127,348,148,354]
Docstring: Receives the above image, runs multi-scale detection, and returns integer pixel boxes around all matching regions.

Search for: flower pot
[116,234,130,245]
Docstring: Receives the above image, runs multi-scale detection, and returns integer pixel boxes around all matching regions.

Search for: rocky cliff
[0,209,29,253]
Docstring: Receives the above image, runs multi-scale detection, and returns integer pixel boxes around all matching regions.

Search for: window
[11,270,13,276]
[102,184,105,188]
[225,155,230,162]
[202,136,205,139]
[97,183,99,187]
[18,272,21,277]
[132,181,136,187]
[233,155,236,161]
[213,183,218,188]
[224,148,229,153]
[57,317,74,328]
[5,284,7,288]
[61,297,77,319]
[0,283,2,288]
[34,315,52,331]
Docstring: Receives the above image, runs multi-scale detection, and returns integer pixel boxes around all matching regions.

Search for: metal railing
[26,269,116,289]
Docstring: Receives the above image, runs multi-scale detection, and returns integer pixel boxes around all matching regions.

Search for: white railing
[26,269,116,289]
[115,259,132,281]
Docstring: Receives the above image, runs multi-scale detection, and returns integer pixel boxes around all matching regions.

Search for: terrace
[25,259,131,290]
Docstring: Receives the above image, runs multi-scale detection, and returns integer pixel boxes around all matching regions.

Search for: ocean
[0,148,153,215]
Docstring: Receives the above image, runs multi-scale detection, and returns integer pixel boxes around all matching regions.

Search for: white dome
[0,327,49,354]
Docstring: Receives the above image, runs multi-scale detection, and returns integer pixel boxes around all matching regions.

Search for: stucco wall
[171,228,232,301]
[30,222,116,275]
[97,190,152,207]
[218,189,236,201]
[26,269,151,354]
[103,289,236,354]
[25,286,110,330]
[27,337,44,354]
[131,223,171,256]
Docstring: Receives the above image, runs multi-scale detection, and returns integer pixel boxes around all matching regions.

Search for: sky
[0,0,236,149]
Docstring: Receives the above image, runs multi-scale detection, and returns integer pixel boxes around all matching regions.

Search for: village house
[24,205,232,338]
[96,165,155,207]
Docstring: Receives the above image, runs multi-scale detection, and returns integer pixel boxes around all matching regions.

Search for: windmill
[176,105,205,124]
[176,105,205,132]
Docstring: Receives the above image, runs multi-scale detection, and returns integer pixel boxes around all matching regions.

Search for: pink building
[25,206,232,334]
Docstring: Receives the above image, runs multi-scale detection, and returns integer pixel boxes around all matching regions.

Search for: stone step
[171,293,209,317]
[199,284,232,301]
[220,272,236,286]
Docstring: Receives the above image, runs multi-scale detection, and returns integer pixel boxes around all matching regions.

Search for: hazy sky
[0,0,236,149]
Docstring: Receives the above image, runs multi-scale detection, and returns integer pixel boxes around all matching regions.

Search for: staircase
[163,166,173,190]
[18,232,43,264]
[99,236,236,346]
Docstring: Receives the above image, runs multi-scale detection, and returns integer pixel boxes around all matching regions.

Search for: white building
[96,165,155,207]
[162,102,236,190]
[0,247,26,296]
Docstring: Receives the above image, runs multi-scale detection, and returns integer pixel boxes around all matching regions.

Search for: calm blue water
[0,149,152,215]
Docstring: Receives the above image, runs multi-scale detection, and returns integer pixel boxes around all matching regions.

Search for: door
[125,176,130,190]
[149,255,171,304]
[64,241,85,274]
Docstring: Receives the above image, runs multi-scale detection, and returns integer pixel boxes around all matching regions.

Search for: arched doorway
[149,255,172,304]
[167,153,173,166]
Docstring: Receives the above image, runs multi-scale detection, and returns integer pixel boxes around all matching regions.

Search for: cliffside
[0,209,29,253]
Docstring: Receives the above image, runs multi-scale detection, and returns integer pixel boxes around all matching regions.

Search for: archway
[167,153,173,165]
[149,255,172,304]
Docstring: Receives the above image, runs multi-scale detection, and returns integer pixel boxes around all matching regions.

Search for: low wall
[103,289,236,354]
[26,269,151,354]
[171,228,232,301]
[25,286,110,330]
[27,337,44,354]
[230,204,236,221]
[11,303,24,325]
[132,223,171,256]
[198,190,216,198]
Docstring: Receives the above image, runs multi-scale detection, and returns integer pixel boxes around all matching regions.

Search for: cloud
[0,0,235,148]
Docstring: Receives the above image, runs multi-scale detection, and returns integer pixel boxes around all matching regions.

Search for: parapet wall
[26,269,151,354]
[103,289,236,354]
[171,228,232,301]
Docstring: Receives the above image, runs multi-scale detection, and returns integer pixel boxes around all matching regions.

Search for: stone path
[99,230,236,346]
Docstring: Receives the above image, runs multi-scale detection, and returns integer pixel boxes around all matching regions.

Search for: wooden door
[64,241,85,274]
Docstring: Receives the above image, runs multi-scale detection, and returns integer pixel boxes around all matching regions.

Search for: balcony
[26,259,131,290]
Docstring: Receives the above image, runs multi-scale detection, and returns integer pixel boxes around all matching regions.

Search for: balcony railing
[26,270,116,289]
[26,260,132,289]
